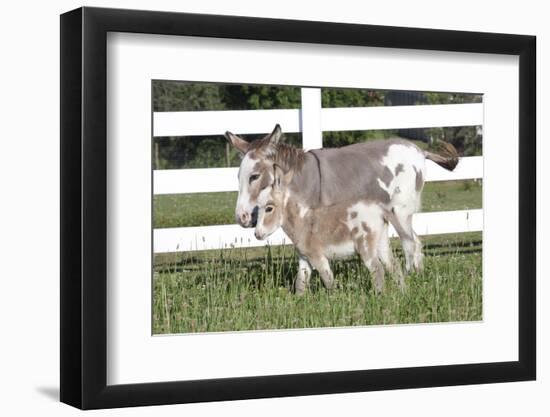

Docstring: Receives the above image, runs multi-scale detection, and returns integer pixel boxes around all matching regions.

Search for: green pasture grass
[153,232,482,334]
[153,179,482,229]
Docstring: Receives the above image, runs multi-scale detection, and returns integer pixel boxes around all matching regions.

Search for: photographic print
[61,7,535,408]
[152,81,483,334]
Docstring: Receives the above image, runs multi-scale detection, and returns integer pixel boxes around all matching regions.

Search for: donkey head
[254,164,293,240]
[225,124,283,228]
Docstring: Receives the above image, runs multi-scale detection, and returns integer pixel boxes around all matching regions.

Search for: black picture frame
[60,6,536,410]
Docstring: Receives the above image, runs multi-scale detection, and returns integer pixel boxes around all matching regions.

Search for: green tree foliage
[221,85,302,150]
[153,82,232,169]
[153,81,225,111]
[152,82,482,168]
[222,85,302,110]
[322,88,385,108]
[153,82,304,169]
[423,93,482,156]
[321,88,390,147]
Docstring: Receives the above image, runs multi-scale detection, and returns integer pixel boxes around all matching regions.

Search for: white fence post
[300,88,323,150]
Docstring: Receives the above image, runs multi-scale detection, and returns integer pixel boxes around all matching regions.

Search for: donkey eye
[265,206,274,213]
[249,174,260,184]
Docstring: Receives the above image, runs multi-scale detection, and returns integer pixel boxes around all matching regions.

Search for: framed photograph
[60,6,536,409]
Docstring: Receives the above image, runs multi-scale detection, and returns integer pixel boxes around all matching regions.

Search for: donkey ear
[225,131,250,155]
[267,124,283,145]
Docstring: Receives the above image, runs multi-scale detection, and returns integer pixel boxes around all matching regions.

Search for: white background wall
[0,0,545,415]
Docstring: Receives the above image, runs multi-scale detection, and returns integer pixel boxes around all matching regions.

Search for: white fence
[153,88,483,254]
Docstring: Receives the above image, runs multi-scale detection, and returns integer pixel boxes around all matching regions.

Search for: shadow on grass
[423,240,482,250]
[155,245,481,273]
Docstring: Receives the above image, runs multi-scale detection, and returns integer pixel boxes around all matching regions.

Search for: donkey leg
[387,206,422,273]
[356,230,385,294]
[400,213,424,272]
[377,220,405,289]
[294,256,312,295]
[413,232,424,272]
[309,256,335,290]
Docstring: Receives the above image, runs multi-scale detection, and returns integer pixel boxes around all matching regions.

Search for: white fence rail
[153,157,483,195]
[153,103,483,137]
[153,88,483,254]
[154,209,483,254]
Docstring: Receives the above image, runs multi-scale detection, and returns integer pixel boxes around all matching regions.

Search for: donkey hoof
[293,282,307,295]
[324,281,335,291]
[414,255,425,272]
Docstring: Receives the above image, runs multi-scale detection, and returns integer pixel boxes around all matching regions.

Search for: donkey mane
[272,143,306,172]
[252,139,306,173]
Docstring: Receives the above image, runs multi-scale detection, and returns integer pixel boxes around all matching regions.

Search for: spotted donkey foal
[254,165,404,294]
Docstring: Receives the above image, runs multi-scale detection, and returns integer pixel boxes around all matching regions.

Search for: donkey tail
[423,141,459,171]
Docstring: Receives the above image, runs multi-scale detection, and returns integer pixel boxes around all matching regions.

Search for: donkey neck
[279,189,316,249]
[267,144,321,210]
[286,152,322,209]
